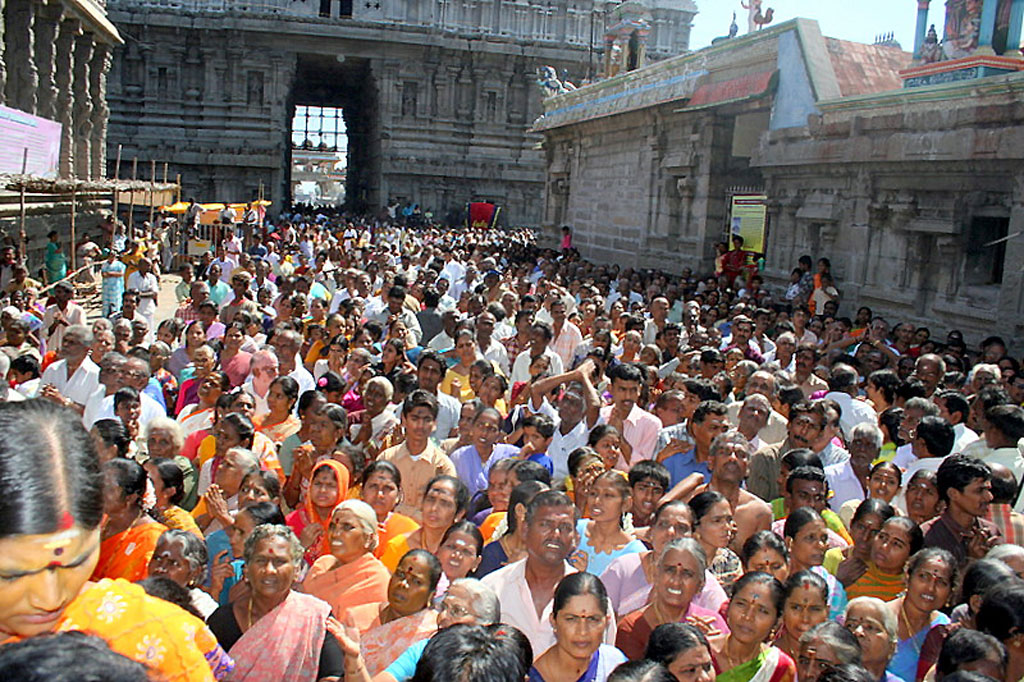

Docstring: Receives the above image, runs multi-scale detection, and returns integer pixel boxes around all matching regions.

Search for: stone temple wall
[537,17,1024,348]
[104,0,697,224]
[752,76,1024,349]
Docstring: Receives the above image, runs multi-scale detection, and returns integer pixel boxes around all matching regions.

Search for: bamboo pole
[19,149,27,261]
[70,188,77,271]
[149,159,156,226]
[112,144,122,221]
[176,174,181,203]
[163,162,168,184]
[127,158,138,237]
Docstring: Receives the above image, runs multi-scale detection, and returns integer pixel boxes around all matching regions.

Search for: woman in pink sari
[206,524,344,681]
[347,548,443,676]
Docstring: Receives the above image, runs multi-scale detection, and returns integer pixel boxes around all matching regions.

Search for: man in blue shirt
[662,400,730,487]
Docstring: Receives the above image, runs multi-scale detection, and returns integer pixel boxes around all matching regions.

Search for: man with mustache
[748,400,829,501]
[481,490,614,656]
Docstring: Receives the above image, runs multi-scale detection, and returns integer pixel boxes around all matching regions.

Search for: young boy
[519,413,556,475]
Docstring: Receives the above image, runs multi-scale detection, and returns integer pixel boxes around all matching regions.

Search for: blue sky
[688,1,924,52]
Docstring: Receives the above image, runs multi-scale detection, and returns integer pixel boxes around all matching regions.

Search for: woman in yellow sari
[0,400,233,681]
[301,500,391,632]
[92,458,168,583]
[255,376,301,445]
[440,330,480,402]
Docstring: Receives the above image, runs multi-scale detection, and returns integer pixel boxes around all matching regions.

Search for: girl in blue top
[573,470,646,576]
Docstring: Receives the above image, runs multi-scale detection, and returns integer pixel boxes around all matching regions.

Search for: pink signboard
[0,105,62,178]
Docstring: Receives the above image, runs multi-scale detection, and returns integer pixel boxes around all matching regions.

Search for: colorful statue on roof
[921,24,944,63]
[943,0,983,57]
[741,0,774,33]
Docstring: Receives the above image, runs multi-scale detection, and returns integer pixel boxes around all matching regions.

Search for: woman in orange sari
[92,458,168,583]
[301,499,391,632]
[286,459,349,566]
[0,400,233,681]
[361,461,419,558]
[255,376,301,445]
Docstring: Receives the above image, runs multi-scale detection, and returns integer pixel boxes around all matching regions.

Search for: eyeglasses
[436,600,471,618]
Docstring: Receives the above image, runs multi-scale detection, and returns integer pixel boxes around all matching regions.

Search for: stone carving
[73,32,93,179]
[0,0,6,105]
[536,65,576,98]
[90,44,112,179]
[921,24,944,63]
[5,0,38,114]
[34,2,63,120]
[55,18,78,178]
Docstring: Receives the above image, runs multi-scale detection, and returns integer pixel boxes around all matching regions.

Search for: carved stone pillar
[4,0,38,113]
[55,17,78,178]
[89,43,111,180]
[34,0,62,120]
[73,31,93,179]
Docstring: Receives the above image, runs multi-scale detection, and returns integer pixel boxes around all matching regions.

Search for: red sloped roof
[685,70,776,108]
[825,37,911,97]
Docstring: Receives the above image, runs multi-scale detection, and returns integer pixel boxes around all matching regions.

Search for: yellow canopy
[159,199,272,213]
[159,201,191,214]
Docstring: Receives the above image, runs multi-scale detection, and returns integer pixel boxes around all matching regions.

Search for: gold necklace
[246,592,255,630]
[899,599,927,653]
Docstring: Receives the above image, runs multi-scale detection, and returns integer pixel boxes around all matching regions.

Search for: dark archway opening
[287,55,379,214]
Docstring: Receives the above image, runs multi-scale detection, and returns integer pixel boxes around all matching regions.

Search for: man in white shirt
[210,244,237,283]
[813,400,851,468]
[824,422,883,512]
[934,390,979,454]
[427,310,460,351]
[481,491,615,656]
[41,282,87,351]
[415,350,460,441]
[242,349,280,419]
[476,310,510,376]
[892,397,942,469]
[367,285,422,344]
[270,330,315,399]
[126,257,159,331]
[39,325,99,410]
[84,356,164,429]
[510,321,564,385]
[822,364,877,440]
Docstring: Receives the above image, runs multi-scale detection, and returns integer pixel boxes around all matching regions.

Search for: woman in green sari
[710,572,796,682]
[44,230,68,284]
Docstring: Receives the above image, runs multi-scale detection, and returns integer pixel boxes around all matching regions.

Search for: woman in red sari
[92,458,168,583]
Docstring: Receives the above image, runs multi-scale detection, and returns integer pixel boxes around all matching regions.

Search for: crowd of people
[0,208,1023,682]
